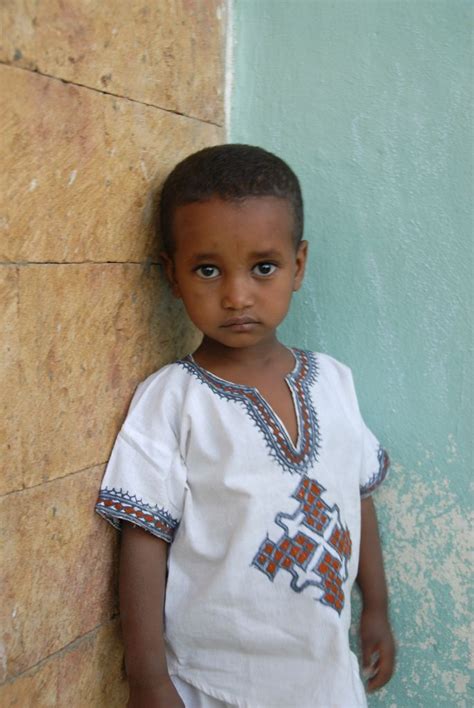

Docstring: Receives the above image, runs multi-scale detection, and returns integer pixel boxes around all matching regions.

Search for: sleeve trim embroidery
[360,447,390,498]
[95,487,179,543]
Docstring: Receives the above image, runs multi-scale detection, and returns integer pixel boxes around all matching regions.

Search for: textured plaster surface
[0,0,225,123]
[232,1,472,705]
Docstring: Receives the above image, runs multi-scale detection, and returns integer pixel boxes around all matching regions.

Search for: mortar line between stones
[0,615,120,685]
[1,460,110,498]
[0,260,162,266]
[0,60,223,128]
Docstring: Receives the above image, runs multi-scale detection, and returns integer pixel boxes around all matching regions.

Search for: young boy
[96,145,395,708]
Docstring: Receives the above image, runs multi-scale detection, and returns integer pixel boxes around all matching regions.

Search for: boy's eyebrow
[187,249,285,263]
[188,252,220,262]
[248,249,284,259]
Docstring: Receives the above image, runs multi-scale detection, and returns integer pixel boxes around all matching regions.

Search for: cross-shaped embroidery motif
[252,476,352,614]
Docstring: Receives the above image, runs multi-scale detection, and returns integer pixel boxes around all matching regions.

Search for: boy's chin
[199,330,280,351]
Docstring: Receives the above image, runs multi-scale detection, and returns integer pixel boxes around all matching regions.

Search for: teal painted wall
[231,1,472,705]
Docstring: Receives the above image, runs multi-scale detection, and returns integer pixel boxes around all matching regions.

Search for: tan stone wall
[0,2,225,704]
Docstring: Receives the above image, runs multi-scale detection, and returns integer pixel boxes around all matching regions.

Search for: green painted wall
[231,1,472,705]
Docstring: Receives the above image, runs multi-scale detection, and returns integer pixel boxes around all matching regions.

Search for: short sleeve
[95,368,187,542]
[325,354,390,498]
[359,421,390,498]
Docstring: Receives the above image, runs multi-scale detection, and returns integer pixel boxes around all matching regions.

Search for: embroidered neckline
[178,348,320,475]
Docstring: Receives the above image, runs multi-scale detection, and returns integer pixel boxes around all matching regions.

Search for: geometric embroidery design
[179,348,320,476]
[360,446,390,498]
[95,487,179,543]
[252,475,352,614]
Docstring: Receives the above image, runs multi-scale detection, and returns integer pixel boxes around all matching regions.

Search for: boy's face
[163,196,307,351]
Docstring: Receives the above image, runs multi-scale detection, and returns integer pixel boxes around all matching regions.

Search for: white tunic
[96,349,389,708]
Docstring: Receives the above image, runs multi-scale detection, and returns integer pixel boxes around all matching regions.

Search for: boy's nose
[221,276,254,310]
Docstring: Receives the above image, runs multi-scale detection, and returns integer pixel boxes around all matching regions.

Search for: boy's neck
[193,335,294,380]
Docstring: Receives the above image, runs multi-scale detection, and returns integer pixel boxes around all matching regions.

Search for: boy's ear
[293,240,308,291]
[160,252,181,298]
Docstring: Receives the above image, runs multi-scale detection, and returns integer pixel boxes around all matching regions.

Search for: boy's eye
[252,262,277,276]
[195,265,220,279]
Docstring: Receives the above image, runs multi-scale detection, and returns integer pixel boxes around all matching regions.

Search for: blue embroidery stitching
[95,487,179,542]
[252,475,352,614]
[178,349,320,475]
[360,446,390,497]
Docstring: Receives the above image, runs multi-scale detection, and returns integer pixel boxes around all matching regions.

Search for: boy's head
[159,144,303,255]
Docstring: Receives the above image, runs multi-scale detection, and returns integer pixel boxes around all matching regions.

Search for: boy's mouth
[221,316,259,330]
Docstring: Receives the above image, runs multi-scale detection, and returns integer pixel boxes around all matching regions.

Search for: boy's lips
[221,316,259,329]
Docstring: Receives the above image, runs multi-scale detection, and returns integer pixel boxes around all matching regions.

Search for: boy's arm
[120,523,184,708]
[357,496,396,692]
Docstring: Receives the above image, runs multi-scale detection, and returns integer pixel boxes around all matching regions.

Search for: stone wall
[0,2,225,704]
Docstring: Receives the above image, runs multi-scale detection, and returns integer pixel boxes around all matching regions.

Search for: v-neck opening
[181,347,321,464]
[283,376,301,449]
[187,348,301,450]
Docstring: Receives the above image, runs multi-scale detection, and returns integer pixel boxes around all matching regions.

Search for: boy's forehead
[172,196,295,245]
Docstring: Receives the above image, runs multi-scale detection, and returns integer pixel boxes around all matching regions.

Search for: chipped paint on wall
[231,1,472,705]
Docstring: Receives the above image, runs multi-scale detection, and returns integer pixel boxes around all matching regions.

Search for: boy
[96,145,395,707]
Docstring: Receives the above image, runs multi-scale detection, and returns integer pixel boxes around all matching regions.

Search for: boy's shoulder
[138,358,187,387]
[128,358,192,413]
[297,348,359,406]
[297,348,354,382]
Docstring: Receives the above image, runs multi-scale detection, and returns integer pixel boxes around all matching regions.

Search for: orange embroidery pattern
[95,488,179,542]
[252,475,352,614]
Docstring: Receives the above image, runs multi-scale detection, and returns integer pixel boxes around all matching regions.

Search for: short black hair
[159,144,304,254]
